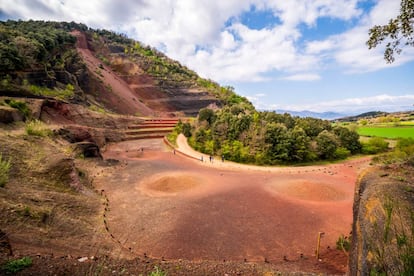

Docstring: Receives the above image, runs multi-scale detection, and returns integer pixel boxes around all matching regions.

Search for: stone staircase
[124,118,179,140]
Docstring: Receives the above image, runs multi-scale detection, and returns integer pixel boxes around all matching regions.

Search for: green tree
[316,130,340,159]
[288,126,311,162]
[198,108,216,125]
[367,0,414,63]
[0,42,23,71]
[333,126,362,154]
[182,122,192,137]
[296,117,331,138]
[231,140,249,162]
[265,123,291,162]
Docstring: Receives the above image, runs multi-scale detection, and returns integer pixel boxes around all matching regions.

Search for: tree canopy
[367,0,414,63]
[188,105,362,165]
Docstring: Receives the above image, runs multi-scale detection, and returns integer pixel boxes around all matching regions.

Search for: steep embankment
[350,163,414,275]
[0,20,224,117]
[72,30,154,116]
[85,31,220,116]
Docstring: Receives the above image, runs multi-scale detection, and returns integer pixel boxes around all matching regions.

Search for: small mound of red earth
[269,180,347,202]
[140,173,201,196]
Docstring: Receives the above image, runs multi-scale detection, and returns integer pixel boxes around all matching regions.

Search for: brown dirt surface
[89,137,372,275]
[143,173,201,195]
[0,121,371,275]
[269,180,347,202]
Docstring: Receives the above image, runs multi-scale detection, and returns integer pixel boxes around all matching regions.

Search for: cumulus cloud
[260,0,361,27]
[268,94,414,113]
[1,0,413,83]
[305,0,414,73]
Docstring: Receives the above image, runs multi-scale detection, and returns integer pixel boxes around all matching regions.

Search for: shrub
[28,84,74,100]
[25,120,52,137]
[372,138,414,165]
[4,99,31,120]
[336,234,351,252]
[0,154,11,187]
[334,147,351,160]
[361,137,389,154]
[396,138,414,156]
[148,266,167,276]
[1,256,32,274]
[167,131,178,146]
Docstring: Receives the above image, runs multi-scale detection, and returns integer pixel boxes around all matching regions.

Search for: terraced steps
[128,122,177,129]
[123,133,168,140]
[125,128,173,135]
[123,118,179,141]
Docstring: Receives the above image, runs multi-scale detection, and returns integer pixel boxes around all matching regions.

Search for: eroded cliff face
[350,164,414,275]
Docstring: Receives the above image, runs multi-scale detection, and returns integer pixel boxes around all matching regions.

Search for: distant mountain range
[275,110,351,120]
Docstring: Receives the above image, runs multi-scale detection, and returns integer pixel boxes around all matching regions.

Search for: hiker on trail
[209,155,213,163]
[221,155,224,162]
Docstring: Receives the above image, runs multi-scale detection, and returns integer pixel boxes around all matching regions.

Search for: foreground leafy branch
[367,0,414,63]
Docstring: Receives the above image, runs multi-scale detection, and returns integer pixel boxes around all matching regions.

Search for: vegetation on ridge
[183,106,362,164]
[0,20,242,114]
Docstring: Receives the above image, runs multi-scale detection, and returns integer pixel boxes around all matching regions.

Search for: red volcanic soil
[71,30,154,116]
[95,138,371,274]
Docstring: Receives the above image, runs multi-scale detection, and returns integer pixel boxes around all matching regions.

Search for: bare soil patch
[269,180,347,202]
[93,138,372,274]
[141,173,201,196]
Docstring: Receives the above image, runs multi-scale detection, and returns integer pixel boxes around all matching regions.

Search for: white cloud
[306,40,335,55]
[281,73,321,81]
[1,0,413,83]
[188,23,317,82]
[304,0,414,73]
[262,0,362,27]
[269,94,414,113]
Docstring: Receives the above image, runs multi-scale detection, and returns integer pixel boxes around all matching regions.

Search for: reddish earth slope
[72,31,219,117]
[72,30,154,116]
[110,56,220,116]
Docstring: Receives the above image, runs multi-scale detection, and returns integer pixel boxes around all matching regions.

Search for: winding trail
[175,133,370,173]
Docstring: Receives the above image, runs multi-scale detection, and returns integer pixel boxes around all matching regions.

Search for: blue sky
[1,0,414,114]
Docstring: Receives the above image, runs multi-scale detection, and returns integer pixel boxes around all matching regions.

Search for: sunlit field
[357,126,414,139]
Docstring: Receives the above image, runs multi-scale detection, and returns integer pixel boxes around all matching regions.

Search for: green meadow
[357,127,414,139]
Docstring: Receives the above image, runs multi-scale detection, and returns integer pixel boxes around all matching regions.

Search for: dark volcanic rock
[0,105,24,123]
[73,142,102,159]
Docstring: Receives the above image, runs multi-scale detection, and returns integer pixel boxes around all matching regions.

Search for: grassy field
[357,126,414,139]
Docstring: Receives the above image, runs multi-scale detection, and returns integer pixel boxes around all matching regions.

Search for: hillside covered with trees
[177,103,362,164]
[0,20,365,165]
[0,20,241,115]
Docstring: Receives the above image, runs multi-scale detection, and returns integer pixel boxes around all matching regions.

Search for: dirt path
[176,133,370,173]
[95,138,371,274]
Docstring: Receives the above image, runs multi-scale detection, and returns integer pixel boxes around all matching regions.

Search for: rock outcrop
[0,105,24,123]
[350,164,414,275]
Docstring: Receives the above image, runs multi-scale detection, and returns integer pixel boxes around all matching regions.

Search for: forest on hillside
[177,103,365,164]
[0,20,372,165]
[0,20,243,109]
